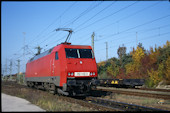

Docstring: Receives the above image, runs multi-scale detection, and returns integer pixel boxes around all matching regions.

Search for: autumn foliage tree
[165,56,170,84]
[125,44,145,78]
[97,41,170,87]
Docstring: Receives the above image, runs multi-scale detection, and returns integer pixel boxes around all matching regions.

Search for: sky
[1,1,170,75]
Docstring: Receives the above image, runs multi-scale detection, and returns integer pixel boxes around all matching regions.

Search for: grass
[1,82,96,111]
[103,93,170,111]
[2,81,170,111]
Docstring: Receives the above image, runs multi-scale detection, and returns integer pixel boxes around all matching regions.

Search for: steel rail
[86,97,167,111]
[2,81,117,111]
[96,87,170,100]
[2,81,169,111]
[133,87,170,92]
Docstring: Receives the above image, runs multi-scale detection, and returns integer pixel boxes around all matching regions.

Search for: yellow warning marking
[115,81,118,84]
[111,81,115,84]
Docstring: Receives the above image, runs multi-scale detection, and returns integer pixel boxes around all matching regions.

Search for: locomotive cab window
[65,48,78,58]
[79,49,93,58]
[65,48,93,58]
[55,52,59,60]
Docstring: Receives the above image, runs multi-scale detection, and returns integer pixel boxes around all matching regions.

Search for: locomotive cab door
[50,52,60,76]
[54,52,60,76]
[50,58,55,76]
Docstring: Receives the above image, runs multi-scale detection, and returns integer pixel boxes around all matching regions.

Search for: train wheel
[34,82,39,89]
[43,82,49,91]
[49,83,56,95]
[26,82,30,87]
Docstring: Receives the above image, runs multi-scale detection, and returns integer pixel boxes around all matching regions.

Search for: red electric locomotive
[25,42,98,96]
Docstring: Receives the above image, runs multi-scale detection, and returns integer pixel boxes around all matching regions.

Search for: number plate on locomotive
[74,72,90,76]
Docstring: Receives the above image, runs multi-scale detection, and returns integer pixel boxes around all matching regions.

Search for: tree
[124,45,146,78]
[147,63,164,87]
[106,59,119,78]
[145,41,170,87]
[165,56,170,84]
[97,61,106,75]
[117,44,126,59]
[121,54,133,68]
[125,62,135,75]
[157,44,170,65]
[138,42,146,53]
[97,40,170,86]
[132,46,145,64]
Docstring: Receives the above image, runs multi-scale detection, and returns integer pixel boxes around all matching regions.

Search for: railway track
[57,93,167,111]
[85,97,167,111]
[131,87,170,92]
[1,81,116,111]
[2,81,169,111]
[57,96,117,111]
[97,86,170,100]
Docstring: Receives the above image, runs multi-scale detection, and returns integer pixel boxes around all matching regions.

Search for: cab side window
[55,52,59,60]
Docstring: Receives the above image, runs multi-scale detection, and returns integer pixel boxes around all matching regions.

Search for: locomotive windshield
[79,49,92,58]
[65,49,78,58]
[65,48,93,58]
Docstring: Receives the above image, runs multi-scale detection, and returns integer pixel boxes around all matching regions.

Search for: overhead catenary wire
[74,1,141,44]
[4,2,170,74]
[38,31,58,45]
[26,1,77,46]
[43,34,68,50]
[63,1,103,28]
[11,1,134,56]
[7,2,80,71]
[8,2,76,62]
[95,24,170,44]
[41,2,103,50]
[7,2,77,63]
[35,1,99,45]
[76,1,161,44]
[74,1,138,33]
[90,14,170,43]
[37,2,103,51]
[95,31,170,53]
[98,1,161,32]
[74,1,116,31]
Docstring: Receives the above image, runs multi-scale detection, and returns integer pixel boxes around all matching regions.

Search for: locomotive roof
[28,43,92,63]
[57,43,91,49]
[28,47,54,62]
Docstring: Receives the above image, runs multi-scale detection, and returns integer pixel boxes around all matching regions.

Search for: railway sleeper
[87,97,167,111]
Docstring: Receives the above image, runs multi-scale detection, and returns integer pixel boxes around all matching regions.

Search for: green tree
[165,56,170,84]
[147,63,164,87]
[125,45,145,78]
[117,44,126,60]
[121,53,133,68]
[106,59,119,78]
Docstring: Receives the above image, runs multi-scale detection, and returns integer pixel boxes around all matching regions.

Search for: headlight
[93,72,95,75]
[68,73,70,76]
[71,72,74,76]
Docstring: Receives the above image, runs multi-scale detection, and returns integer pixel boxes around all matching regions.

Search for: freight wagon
[99,79,145,88]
